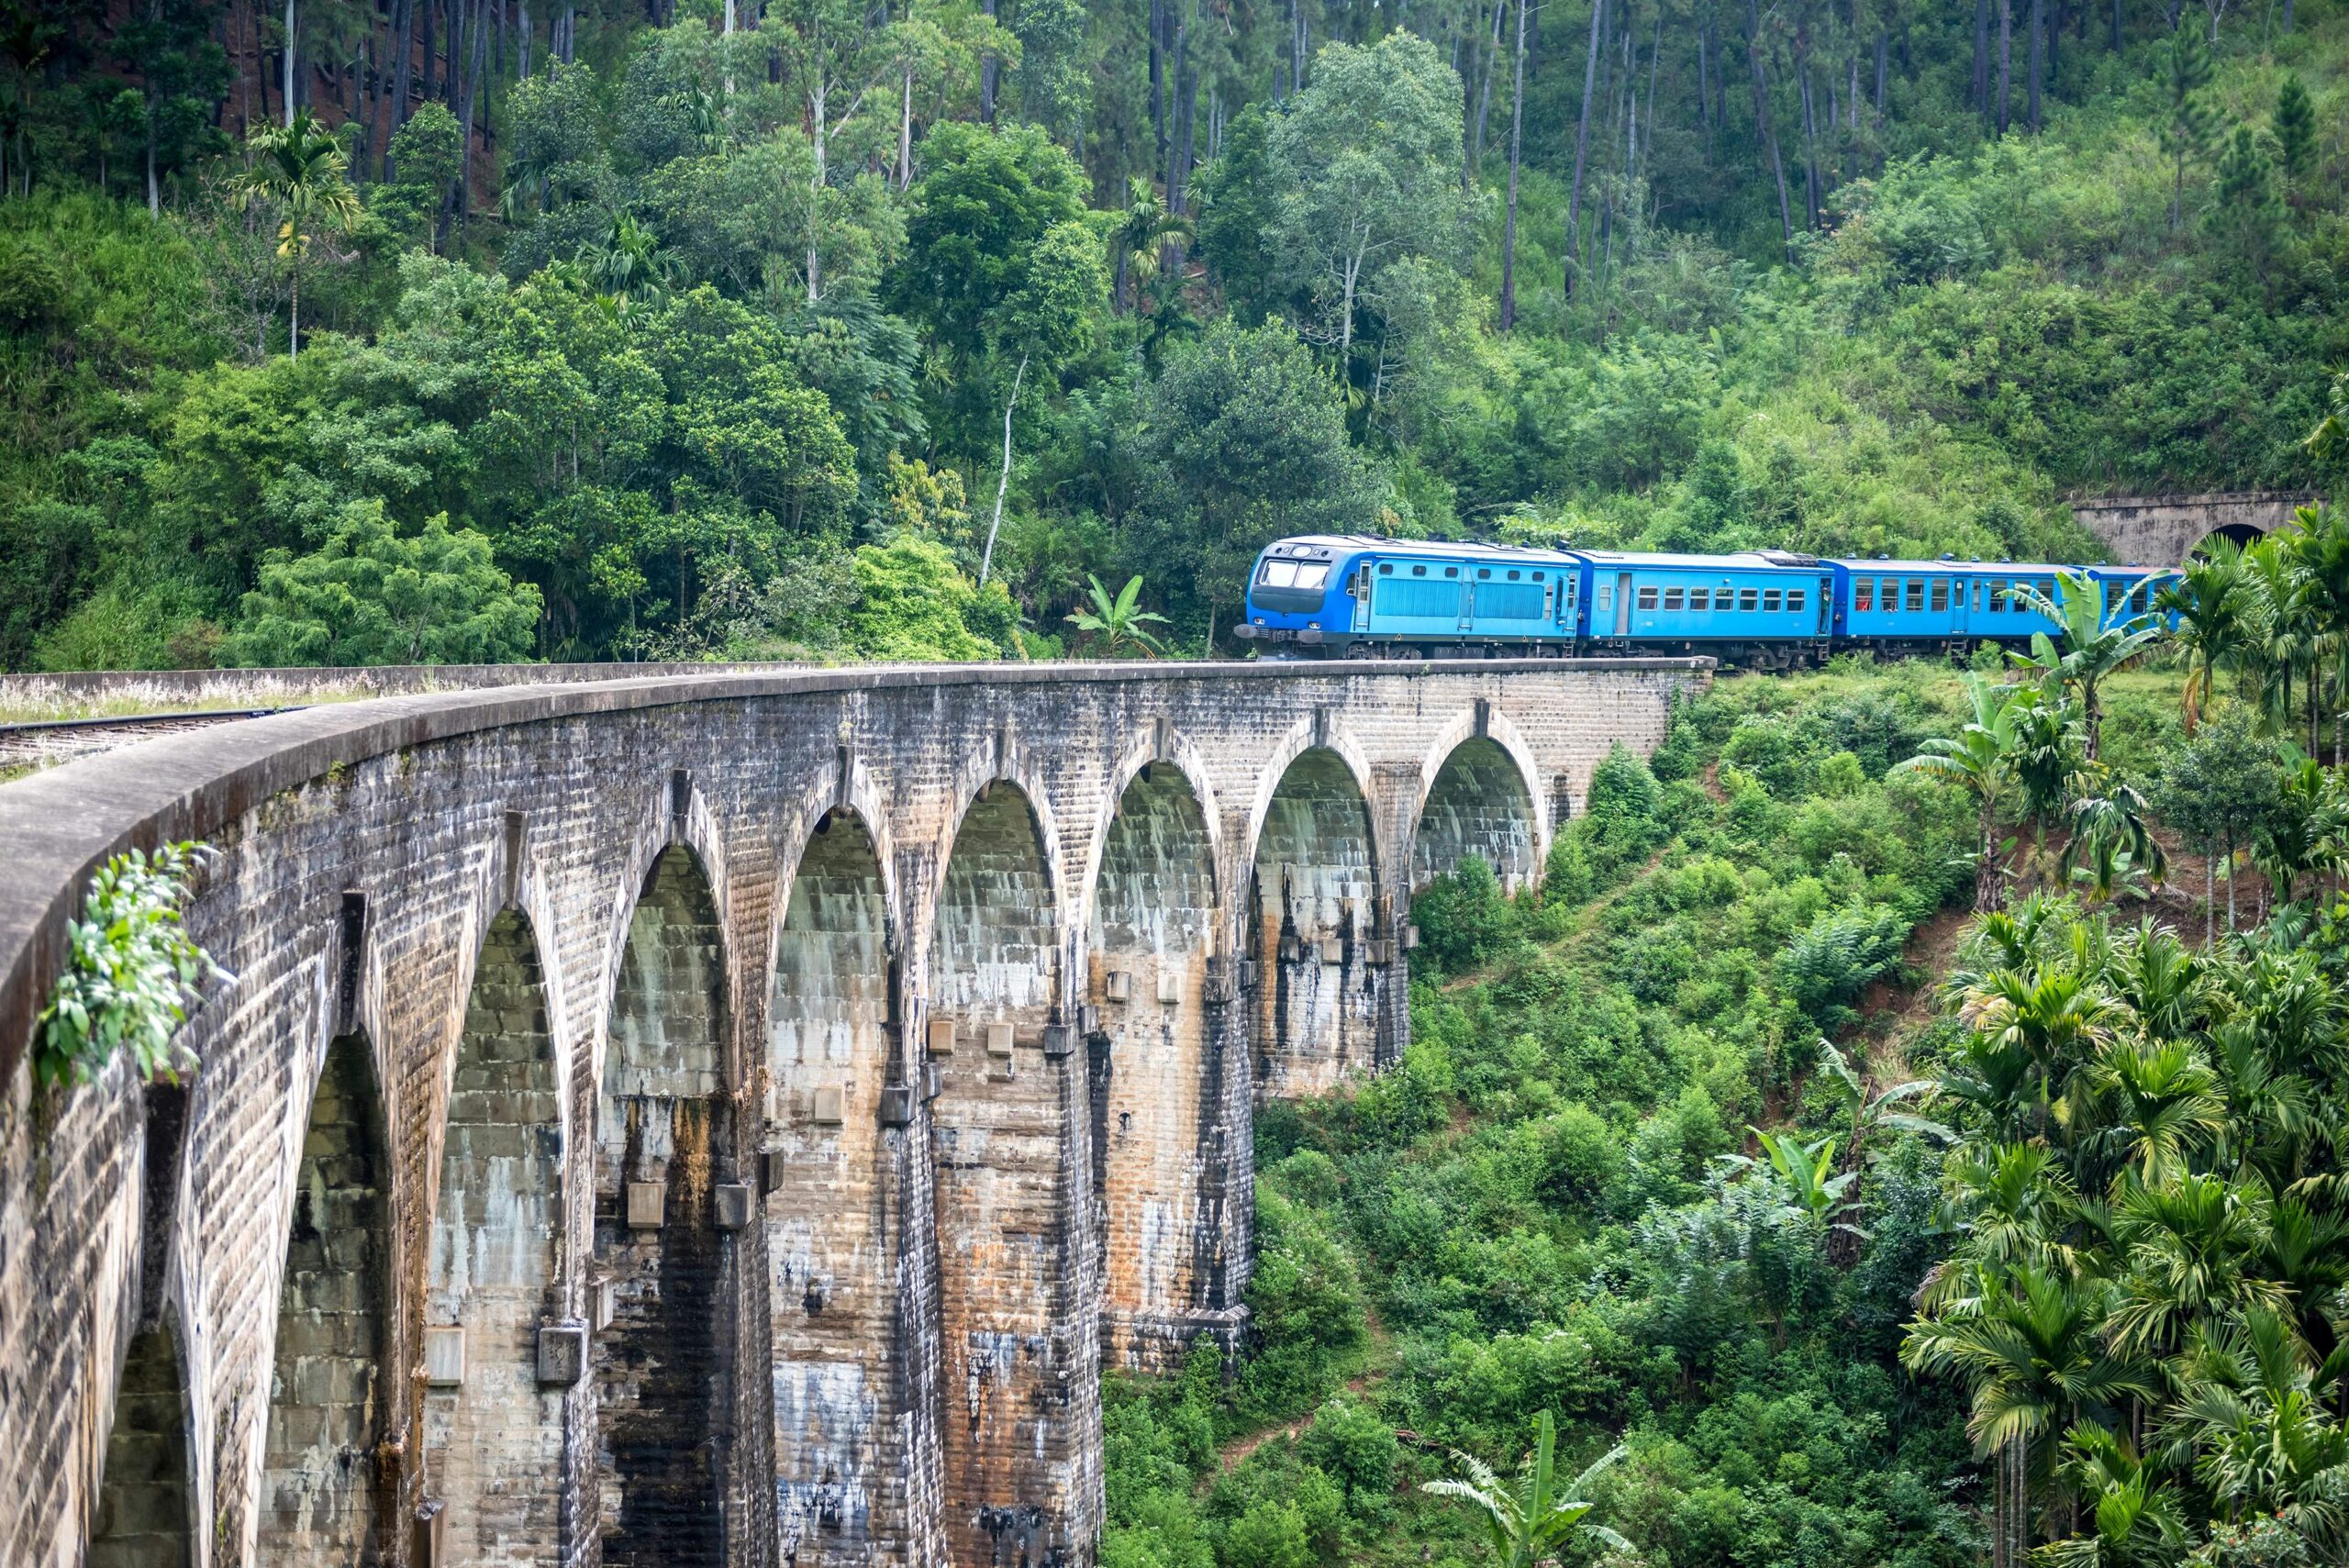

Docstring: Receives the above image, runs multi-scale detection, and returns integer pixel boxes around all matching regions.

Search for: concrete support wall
[0,658,1709,1568]
[2072,490,2315,565]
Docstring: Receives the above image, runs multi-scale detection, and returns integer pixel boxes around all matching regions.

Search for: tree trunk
[420,0,435,102]
[1472,0,1505,178]
[458,0,484,233]
[1566,0,1606,295]
[899,63,913,189]
[1149,0,1165,159]
[1975,0,1991,111]
[2206,850,2216,945]
[1997,0,2012,134]
[1743,0,1795,259]
[284,0,297,125]
[392,0,417,153]
[517,0,529,79]
[2113,0,2123,49]
[1499,0,1527,328]
[289,250,301,361]
[1697,20,1711,128]
[981,352,1028,587]
[1977,795,2001,911]
[981,0,999,120]
[2028,0,2043,130]
[809,77,827,302]
[2226,829,2238,930]
[1875,28,1887,112]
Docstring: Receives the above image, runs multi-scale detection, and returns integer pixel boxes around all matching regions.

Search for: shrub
[37,843,222,1091]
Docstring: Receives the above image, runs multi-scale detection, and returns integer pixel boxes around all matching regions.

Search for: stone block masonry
[0,655,1708,1567]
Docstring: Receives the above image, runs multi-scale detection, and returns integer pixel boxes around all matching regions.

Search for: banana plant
[1063,573,1171,658]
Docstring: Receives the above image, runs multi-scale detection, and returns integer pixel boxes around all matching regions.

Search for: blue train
[1233,537,2176,665]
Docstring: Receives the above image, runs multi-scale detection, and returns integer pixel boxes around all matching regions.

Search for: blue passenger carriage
[1577,549,1834,667]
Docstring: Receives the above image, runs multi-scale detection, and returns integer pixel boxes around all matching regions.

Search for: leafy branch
[35,843,223,1092]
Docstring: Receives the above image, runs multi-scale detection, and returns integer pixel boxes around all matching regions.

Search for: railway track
[0,706,302,772]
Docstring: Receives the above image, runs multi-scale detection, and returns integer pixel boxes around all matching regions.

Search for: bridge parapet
[0,656,1709,1567]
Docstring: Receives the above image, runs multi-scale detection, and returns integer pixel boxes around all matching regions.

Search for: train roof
[1829,557,2173,573]
[1261,535,1578,562]
[1573,548,1823,570]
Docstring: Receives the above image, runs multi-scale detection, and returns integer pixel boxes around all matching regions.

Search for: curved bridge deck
[0,655,1709,1567]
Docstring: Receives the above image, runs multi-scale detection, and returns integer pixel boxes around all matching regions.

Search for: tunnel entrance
[2190,522,2268,558]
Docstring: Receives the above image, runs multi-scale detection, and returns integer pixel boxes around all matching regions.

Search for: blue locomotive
[1233,535,2176,664]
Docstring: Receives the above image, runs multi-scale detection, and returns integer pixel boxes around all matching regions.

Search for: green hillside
[3,0,2346,668]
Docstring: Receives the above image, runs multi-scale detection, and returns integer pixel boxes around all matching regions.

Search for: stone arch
[259,1030,389,1562]
[1087,760,1225,1369]
[1412,735,1544,894]
[596,844,731,1563]
[423,906,566,1562]
[1071,728,1226,945]
[766,806,901,1554]
[1248,747,1383,1099]
[924,781,1083,1568]
[91,1311,194,1566]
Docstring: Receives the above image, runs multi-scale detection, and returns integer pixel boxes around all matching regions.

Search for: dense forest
[3,0,2346,668]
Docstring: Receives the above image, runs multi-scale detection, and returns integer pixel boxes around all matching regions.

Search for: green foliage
[36,843,222,1092]
[219,501,542,667]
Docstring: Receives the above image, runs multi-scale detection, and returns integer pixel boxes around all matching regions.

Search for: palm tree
[2090,1038,2225,1189]
[2157,539,2251,735]
[2243,536,2321,749]
[1108,177,1194,317]
[2039,1424,2188,1568]
[2290,505,2349,764]
[584,212,680,306]
[2064,768,2169,906]
[1063,574,1172,658]
[1896,674,2035,911]
[1902,1262,2151,1568]
[2006,570,2165,762]
[2105,1170,2288,1359]
[1420,1411,1630,1568]
[235,108,361,361]
[1958,962,2121,1150]
[2159,1309,2349,1550]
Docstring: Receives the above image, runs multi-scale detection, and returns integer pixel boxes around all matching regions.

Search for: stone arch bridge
[0,656,1707,1568]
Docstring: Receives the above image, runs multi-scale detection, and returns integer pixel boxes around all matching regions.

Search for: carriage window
[1689,588,1709,611]
[1378,562,1394,574]
[1973,581,1985,611]
[1637,586,1659,610]
[1931,580,1949,612]
[1989,578,2007,608]
[1261,560,1298,587]
[1508,570,1521,580]
[1477,568,1491,579]
[1787,589,1805,612]
[1854,580,1874,612]
[1664,587,1685,610]
[1531,571,1545,582]
[1880,578,1897,608]
[1411,564,1427,576]
[1739,588,1759,611]
[1445,567,1459,578]
[2040,578,2055,600]
[1906,580,1925,612]
[1763,588,1782,611]
[2131,584,2150,612]
[1597,585,1613,611]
